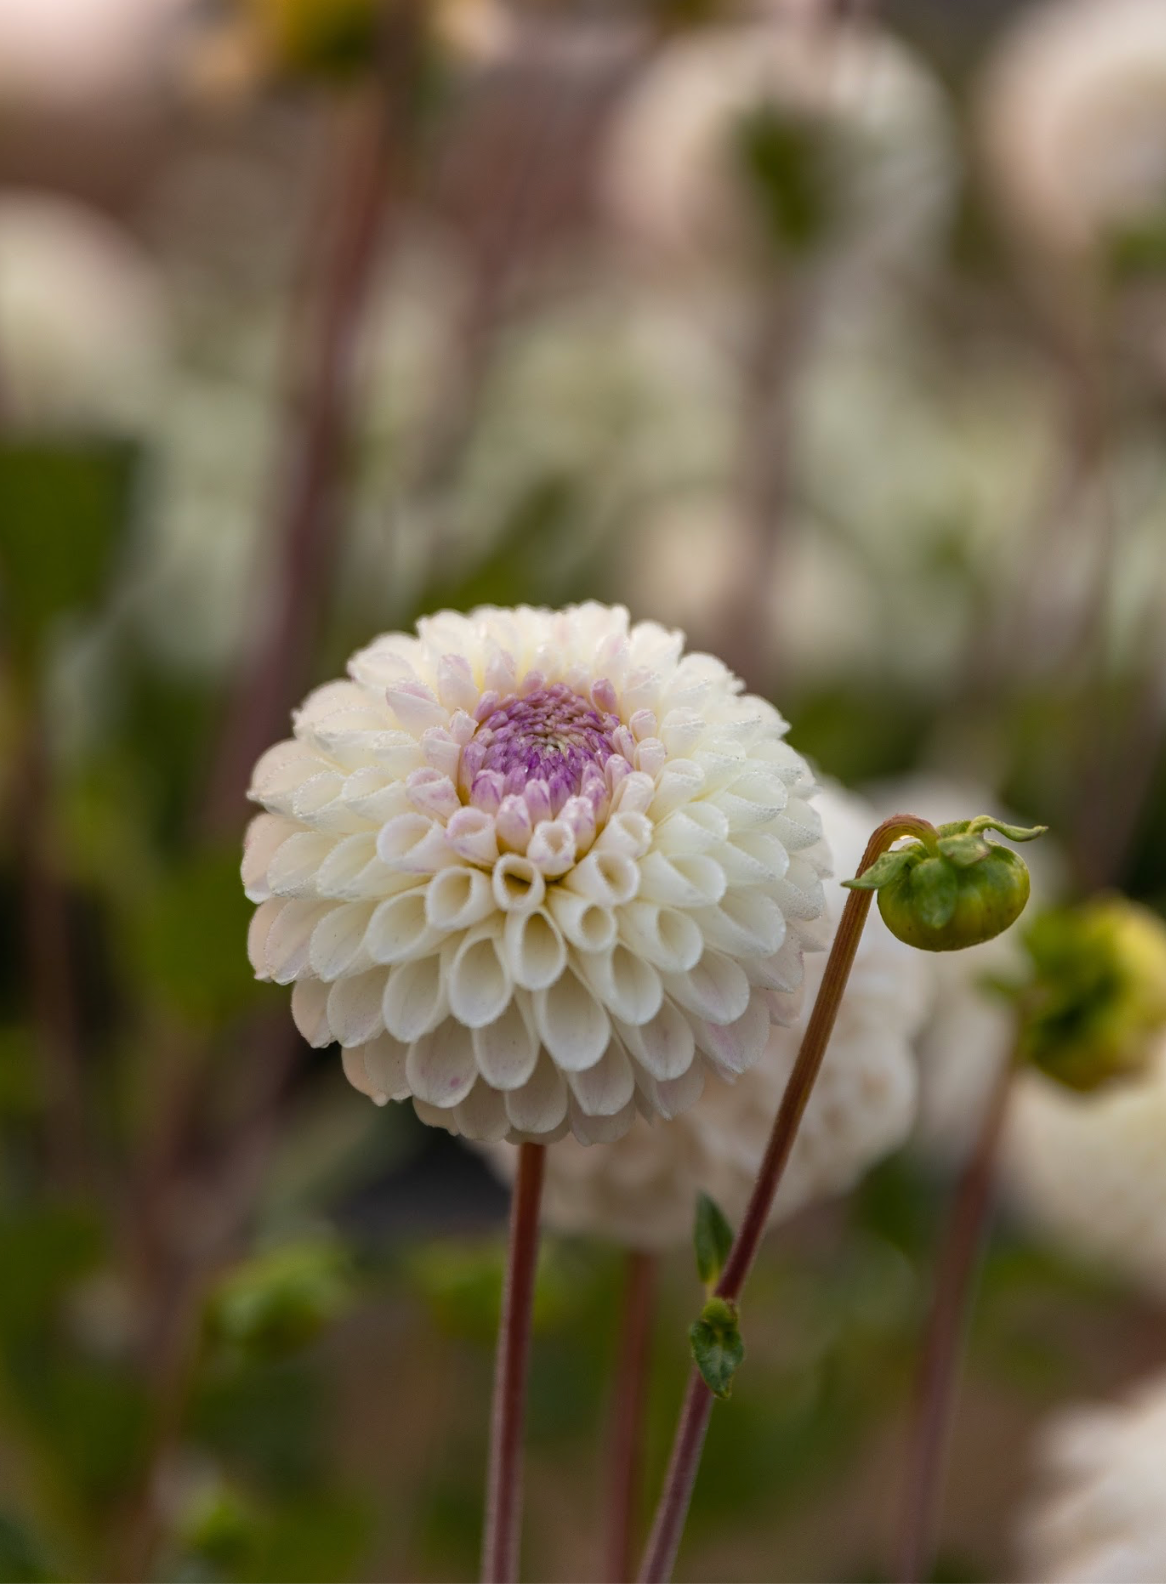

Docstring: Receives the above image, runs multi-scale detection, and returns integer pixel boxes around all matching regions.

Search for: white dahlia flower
[1019,1370,1166,1583]
[601,2,953,288]
[243,604,829,1146]
[980,0,1166,267]
[481,782,932,1247]
[1002,1037,1166,1301]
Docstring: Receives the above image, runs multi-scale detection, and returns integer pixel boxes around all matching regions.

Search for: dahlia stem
[482,1140,546,1584]
[896,1040,1017,1584]
[605,1249,658,1583]
[638,814,932,1584]
[202,22,416,835]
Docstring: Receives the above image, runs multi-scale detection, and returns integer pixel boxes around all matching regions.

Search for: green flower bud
[1016,898,1166,1092]
[844,817,1046,953]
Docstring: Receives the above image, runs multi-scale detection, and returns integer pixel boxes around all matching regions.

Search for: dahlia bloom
[243,604,829,1145]
[1020,1369,1166,1582]
[601,2,953,288]
[482,783,932,1246]
[1002,1036,1166,1301]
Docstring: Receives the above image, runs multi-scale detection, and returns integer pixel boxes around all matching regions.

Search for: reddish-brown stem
[605,1249,658,1584]
[896,1043,1016,1584]
[202,39,414,836]
[638,814,931,1584]
[482,1141,546,1584]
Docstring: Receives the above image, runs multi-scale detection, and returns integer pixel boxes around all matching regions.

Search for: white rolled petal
[424,865,494,931]
[567,1039,636,1117]
[313,833,387,897]
[645,1057,706,1121]
[341,1046,378,1101]
[376,813,452,873]
[366,890,444,965]
[653,803,729,855]
[712,832,791,887]
[386,683,448,735]
[568,1097,639,1144]
[744,936,806,994]
[265,830,334,897]
[527,820,576,877]
[361,1032,411,1101]
[546,888,618,953]
[382,955,449,1042]
[714,776,789,828]
[405,769,461,821]
[406,1020,478,1108]
[445,806,500,866]
[472,997,540,1090]
[291,976,332,1047]
[579,946,664,1027]
[264,899,333,984]
[565,850,641,906]
[502,908,568,991]
[649,761,705,820]
[453,1082,511,1143]
[492,853,546,913]
[663,951,751,1025]
[619,997,696,1081]
[638,851,726,908]
[777,857,829,921]
[326,970,387,1046]
[533,971,611,1071]
[594,811,653,859]
[505,1053,569,1135]
[250,741,328,804]
[308,902,377,982]
[341,768,412,824]
[618,901,703,973]
[692,991,772,1077]
[495,795,533,853]
[247,899,281,979]
[447,926,512,1027]
[610,771,657,816]
[694,891,787,958]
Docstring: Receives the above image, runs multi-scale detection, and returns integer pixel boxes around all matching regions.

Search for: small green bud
[689,1297,744,1400]
[844,817,1046,952]
[1016,898,1166,1092]
[693,1192,734,1292]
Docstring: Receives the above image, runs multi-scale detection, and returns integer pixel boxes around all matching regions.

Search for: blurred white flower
[1003,1037,1166,1301]
[0,0,185,112]
[980,0,1166,268]
[601,3,953,293]
[243,604,829,1145]
[482,781,931,1246]
[0,194,164,430]
[1019,1369,1166,1583]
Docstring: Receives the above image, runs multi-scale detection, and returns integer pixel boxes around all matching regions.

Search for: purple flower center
[462,683,622,812]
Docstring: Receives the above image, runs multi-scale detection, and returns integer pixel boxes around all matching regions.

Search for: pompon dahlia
[242,604,829,1145]
[1020,1370,1166,1583]
[480,783,932,1245]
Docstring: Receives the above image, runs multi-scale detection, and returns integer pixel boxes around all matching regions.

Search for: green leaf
[909,857,959,930]
[936,834,992,868]
[0,437,139,673]
[206,1238,353,1362]
[693,1193,734,1290]
[689,1297,744,1400]
[841,848,915,892]
[966,817,1048,843]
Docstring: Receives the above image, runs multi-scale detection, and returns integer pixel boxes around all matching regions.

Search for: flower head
[481,783,932,1244]
[1020,1369,1166,1582]
[243,604,828,1145]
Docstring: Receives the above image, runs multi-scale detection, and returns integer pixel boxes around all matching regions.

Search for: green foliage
[690,1296,745,1400]
[734,108,829,255]
[0,439,138,676]
[693,1192,734,1291]
[0,1513,56,1583]
[206,1237,353,1363]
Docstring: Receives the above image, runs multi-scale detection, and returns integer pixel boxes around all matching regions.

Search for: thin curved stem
[482,1141,546,1584]
[605,1250,658,1584]
[896,1042,1017,1584]
[638,814,931,1583]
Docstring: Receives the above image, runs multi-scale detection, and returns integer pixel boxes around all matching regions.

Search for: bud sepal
[690,1297,745,1400]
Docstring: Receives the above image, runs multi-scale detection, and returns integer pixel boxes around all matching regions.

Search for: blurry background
[2,0,1166,1578]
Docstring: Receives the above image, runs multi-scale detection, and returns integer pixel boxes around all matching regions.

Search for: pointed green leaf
[966,817,1048,843]
[693,1193,734,1290]
[910,857,959,930]
[841,848,916,892]
[936,834,992,868]
[689,1297,745,1400]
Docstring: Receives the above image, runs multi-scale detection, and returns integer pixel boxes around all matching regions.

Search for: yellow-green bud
[1016,898,1166,1092]
[843,816,1045,953]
